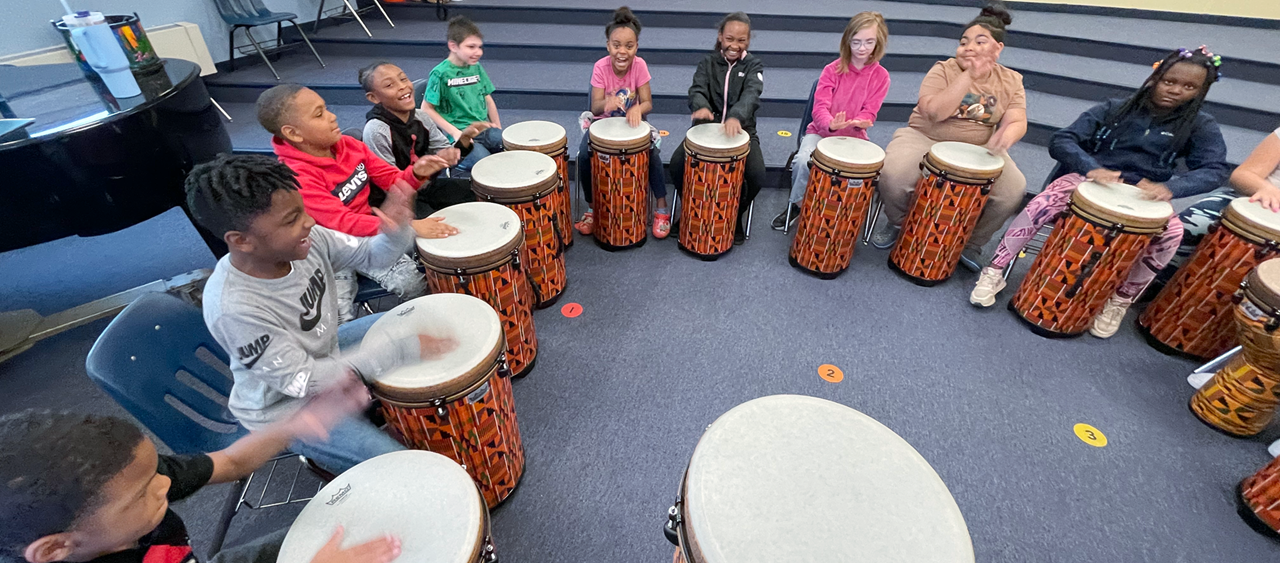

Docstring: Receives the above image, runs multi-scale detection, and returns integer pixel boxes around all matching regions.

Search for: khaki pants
[876,126,1027,252]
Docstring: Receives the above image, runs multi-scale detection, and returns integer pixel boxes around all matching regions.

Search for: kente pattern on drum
[678,155,744,256]
[1241,453,1280,534]
[1140,223,1279,359]
[1011,213,1154,336]
[1190,308,1280,437]
[425,261,538,376]
[789,165,875,275]
[381,372,525,507]
[591,151,649,247]
[890,172,990,282]
[506,196,566,307]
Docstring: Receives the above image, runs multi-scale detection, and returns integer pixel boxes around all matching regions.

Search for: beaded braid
[184,153,301,237]
[1089,46,1223,167]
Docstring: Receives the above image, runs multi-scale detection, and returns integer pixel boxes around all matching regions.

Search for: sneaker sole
[969,294,997,308]
[1088,326,1120,339]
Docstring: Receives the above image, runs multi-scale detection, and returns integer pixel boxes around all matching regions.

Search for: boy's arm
[421,73,463,138]
[362,120,397,166]
[484,95,501,129]
[421,102,462,140]
[317,223,414,278]
[296,170,383,237]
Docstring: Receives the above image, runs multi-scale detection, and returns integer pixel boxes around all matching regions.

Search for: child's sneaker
[579,111,594,133]
[575,211,594,235]
[653,213,671,239]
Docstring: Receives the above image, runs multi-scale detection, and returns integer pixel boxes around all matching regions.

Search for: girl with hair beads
[668,11,767,244]
[770,12,891,231]
[969,46,1229,339]
[575,7,672,238]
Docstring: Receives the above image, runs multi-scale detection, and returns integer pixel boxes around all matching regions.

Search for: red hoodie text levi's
[273,136,424,237]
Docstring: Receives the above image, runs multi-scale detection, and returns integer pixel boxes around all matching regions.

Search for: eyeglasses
[849,39,877,49]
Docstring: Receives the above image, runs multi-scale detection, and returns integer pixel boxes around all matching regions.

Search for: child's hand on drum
[372,181,416,235]
[417,333,458,359]
[435,147,462,167]
[290,373,372,442]
[411,217,459,239]
[692,108,714,121]
[625,105,644,127]
[1086,168,1124,184]
[1136,178,1174,201]
[828,111,853,131]
[603,95,625,115]
[850,119,873,129]
[724,117,742,138]
[460,121,492,140]
[310,526,400,563]
[1250,187,1280,212]
[412,154,450,180]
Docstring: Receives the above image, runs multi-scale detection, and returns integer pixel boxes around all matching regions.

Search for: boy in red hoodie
[258,84,459,322]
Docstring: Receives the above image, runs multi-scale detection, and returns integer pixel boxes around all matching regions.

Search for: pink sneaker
[653,213,671,239]
[575,212,594,235]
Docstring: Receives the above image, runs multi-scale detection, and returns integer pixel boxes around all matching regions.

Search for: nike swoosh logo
[299,282,326,332]
[242,348,267,369]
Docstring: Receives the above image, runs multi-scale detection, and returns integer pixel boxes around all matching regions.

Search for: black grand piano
[0,58,231,254]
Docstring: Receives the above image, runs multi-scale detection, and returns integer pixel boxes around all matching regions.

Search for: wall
[1016,0,1280,19]
[0,0,322,62]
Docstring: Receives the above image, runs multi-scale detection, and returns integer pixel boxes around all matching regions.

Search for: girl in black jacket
[668,12,766,244]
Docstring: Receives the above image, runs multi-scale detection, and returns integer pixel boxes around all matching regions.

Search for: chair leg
[370,0,395,27]
[745,200,754,239]
[314,0,326,34]
[290,20,326,69]
[210,98,233,122]
[1002,254,1018,280]
[342,0,373,37]
[243,27,281,80]
[228,28,236,72]
[862,198,884,245]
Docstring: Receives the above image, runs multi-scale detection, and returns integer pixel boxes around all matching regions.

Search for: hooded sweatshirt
[687,51,764,135]
[806,59,891,141]
[363,105,471,169]
[273,135,424,237]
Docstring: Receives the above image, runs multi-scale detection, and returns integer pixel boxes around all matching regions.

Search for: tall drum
[663,395,973,563]
[1140,198,1280,359]
[1010,181,1172,337]
[503,121,573,248]
[277,451,497,563]
[364,295,525,507]
[677,123,750,259]
[1239,453,1280,539]
[788,136,885,278]
[1190,259,1280,437]
[890,141,1004,285]
[416,202,538,377]
[587,117,652,250]
[471,150,567,308]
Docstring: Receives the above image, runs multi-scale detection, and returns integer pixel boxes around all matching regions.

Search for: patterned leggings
[991,173,1184,299]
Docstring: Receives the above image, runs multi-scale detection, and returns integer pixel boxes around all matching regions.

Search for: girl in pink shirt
[772,12,891,230]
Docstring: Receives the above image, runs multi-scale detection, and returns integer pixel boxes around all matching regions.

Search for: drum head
[1247,258,1280,313]
[588,116,649,150]
[684,122,749,152]
[815,136,886,167]
[471,150,558,199]
[1228,197,1280,242]
[278,450,485,563]
[1073,181,1173,229]
[928,142,1004,179]
[364,294,504,402]
[683,395,974,563]
[416,202,522,266]
[502,120,567,151]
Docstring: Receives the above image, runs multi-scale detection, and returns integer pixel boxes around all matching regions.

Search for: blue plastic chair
[780,79,820,233]
[85,292,317,554]
[215,0,325,80]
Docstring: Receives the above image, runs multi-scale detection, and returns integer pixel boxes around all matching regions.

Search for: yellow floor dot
[1073,423,1108,447]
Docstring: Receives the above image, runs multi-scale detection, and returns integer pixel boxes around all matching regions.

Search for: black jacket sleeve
[726,57,764,124]
[1048,99,1114,177]
[688,55,714,113]
[157,454,215,502]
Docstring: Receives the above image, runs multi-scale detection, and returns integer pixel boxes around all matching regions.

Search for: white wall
[1,0,324,62]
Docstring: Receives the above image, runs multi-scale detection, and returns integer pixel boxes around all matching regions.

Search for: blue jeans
[452,127,504,175]
[575,131,668,208]
[292,312,405,475]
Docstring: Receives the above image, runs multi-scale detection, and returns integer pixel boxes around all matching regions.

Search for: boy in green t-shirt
[421,15,504,163]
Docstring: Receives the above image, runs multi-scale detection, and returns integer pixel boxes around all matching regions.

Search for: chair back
[413,78,428,107]
[795,78,819,148]
[212,0,281,23]
[85,292,247,454]
[342,126,364,141]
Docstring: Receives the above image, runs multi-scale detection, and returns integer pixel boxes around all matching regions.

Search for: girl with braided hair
[969,46,1230,338]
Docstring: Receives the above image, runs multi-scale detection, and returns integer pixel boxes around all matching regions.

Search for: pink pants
[991,173,1183,300]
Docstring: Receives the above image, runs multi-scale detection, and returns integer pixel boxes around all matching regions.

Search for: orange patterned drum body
[471,150,567,308]
[677,123,750,259]
[1240,454,1280,538]
[589,117,651,250]
[890,142,1004,285]
[1010,181,1172,337]
[1189,260,1280,437]
[1140,198,1280,359]
[417,202,538,377]
[364,294,525,508]
[788,137,884,278]
[503,121,573,248]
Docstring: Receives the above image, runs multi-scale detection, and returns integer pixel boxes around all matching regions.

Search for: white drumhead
[815,136,886,166]
[471,151,557,190]
[685,395,974,563]
[1230,197,1280,232]
[415,201,521,259]
[278,450,484,563]
[929,141,1004,172]
[588,116,649,142]
[363,294,502,391]
[1074,181,1174,221]
[502,120,566,146]
[684,122,749,150]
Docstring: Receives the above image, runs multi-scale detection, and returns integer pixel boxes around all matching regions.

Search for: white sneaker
[969,267,1006,307]
[1269,439,1280,458]
[1089,295,1134,339]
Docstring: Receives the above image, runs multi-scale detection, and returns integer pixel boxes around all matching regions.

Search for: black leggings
[668,133,766,219]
